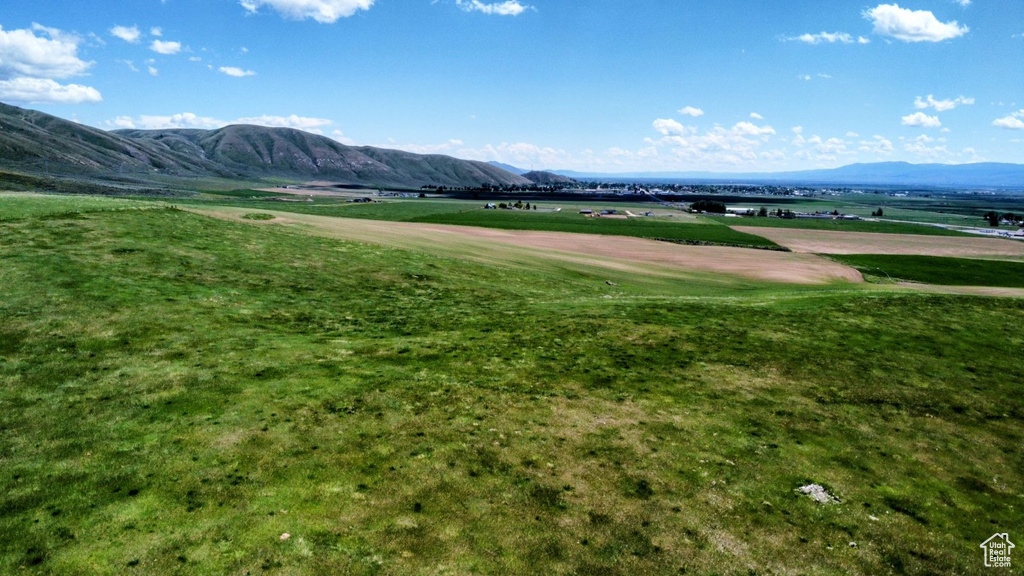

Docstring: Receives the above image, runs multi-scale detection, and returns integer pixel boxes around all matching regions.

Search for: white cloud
[0,23,94,79]
[652,118,688,136]
[858,135,895,155]
[792,126,804,135]
[235,114,332,130]
[858,36,871,44]
[993,110,1024,130]
[732,122,776,137]
[150,40,182,55]
[456,141,570,168]
[846,131,860,138]
[914,94,974,111]
[240,0,375,23]
[864,4,968,42]
[678,106,704,117]
[0,23,100,104]
[150,27,163,37]
[0,77,101,104]
[798,74,812,81]
[331,129,355,145]
[789,31,856,44]
[108,112,334,132]
[455,0,530,16]
[956,0,971,6]
[110,25,141,43]
[750,112,764,120]
[147,65,159,76]
[901,112,942,128]
[219,66,256,77]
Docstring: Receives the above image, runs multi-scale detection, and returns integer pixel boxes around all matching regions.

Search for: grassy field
[0,193,156,221]
[710,215,972,237]
[407,210,779,249]
[1,194,1022,574]
[829,254,1024,287]
[164,196,777,249]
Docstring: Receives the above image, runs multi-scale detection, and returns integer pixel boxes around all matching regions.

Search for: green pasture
[0,194,1021,574]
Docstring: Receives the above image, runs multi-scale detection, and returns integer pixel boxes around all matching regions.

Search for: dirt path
[732,226,1024,258]
[190,207,864,285]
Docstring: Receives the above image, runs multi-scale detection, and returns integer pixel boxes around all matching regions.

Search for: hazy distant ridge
[554,162,1024,188]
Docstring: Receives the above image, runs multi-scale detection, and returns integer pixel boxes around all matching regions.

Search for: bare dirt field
[193,207,864,285]
[733,226,1024,259]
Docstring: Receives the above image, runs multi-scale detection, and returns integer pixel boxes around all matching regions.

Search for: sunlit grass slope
[0,197,1021,575]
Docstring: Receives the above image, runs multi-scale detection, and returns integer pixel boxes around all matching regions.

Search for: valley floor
[1,194,1021,575]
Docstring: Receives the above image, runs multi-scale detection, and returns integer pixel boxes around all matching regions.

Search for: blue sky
[0,0,1021,172]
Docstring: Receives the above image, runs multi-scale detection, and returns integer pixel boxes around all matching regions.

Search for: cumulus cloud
[109,112,335,132]
[0,77,101,104]
[901,112,942,128]
[858,135,895,155]
[456,141,570,169]
[110,25,141,43]
[0,23,94,79]
[749,112,764,120]
[455,0,531,16]
[240,0,374,23]
[732,122,776,137]
[993,110,1024,130]
[150,40,182,54]
[914,94,974,111]
[219,66,256,77]
[677,106,704,117]
[652,118,688,136]
[864,4,968,42]
[0,23,101,104]
[789,31,856,44]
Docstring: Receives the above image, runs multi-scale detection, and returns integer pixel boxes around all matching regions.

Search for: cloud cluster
[110,25,141,44]
[150,40,182,55]
[110,112,333,132]
[864,4,968,42]
[219,66,256,77]
[993,110,1024,130]
[455,0,531,16]
[0,23,101,104]
[914,94,974,112]
[901,112,942,128]
[789,31,869,45]
[240,0,375,23]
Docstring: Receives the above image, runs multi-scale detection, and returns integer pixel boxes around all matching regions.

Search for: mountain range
[551,163,1024,189]
[1,102,1022,190]
[0,102,529,189]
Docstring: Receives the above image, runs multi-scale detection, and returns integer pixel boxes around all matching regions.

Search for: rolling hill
[521,170,575,185]
[0,102,529,189]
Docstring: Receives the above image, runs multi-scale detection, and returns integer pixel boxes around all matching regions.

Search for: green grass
[163,196,775,248]
[0,193,156,221]
[0,196,1022,574]
[711,215,973,236]
[829,254,1024,287]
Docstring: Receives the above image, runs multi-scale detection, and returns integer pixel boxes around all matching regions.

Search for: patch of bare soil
[732,227,1024,259]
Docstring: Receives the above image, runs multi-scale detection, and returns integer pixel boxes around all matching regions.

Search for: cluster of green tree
[497,202,537,210]
[871,208,884,217]
[983,211,1022,227]
[689,200,727,214]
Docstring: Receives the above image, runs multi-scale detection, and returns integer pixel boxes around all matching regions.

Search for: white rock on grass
[796,484,839,504]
